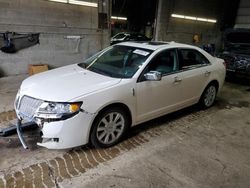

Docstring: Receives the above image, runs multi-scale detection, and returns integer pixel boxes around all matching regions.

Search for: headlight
[35,102,82,119]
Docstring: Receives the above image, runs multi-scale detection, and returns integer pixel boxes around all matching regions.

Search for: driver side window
[147,49,178,75]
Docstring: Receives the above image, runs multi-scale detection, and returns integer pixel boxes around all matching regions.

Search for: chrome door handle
[204,70,211,76]
[174,76,182,83]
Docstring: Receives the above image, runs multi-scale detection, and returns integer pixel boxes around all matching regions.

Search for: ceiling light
[197,18,207,22]
[111,16,127,21]
[171,14,185,19]
[171,14,217,23]
[49,0,67,3]
[207,19,217,23]
[184,16,196,20]
[69,0,98,7]
[48,0,98,7]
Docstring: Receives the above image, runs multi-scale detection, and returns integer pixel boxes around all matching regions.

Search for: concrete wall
[0,0,110,77]
[235,0,250,29]
[155,0,223,51]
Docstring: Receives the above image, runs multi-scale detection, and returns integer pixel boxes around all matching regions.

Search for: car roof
[116,41,199,51]
[115,32,144,35]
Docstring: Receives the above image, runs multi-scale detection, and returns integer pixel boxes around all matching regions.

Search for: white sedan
[14,41,226,149]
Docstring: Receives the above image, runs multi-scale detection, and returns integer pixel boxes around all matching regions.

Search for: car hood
[224,29,250,55]
[20,64,121,102]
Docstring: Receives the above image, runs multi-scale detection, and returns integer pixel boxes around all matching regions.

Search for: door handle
[204,70,211,76]
[174,76,182,83]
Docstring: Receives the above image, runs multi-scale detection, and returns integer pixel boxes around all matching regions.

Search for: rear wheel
[90,107,129,148]
[199,84,217,108]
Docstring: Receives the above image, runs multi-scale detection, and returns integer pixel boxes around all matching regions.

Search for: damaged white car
[15,41,226,149]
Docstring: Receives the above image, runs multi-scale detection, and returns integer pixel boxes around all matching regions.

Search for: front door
[136,49,183,123]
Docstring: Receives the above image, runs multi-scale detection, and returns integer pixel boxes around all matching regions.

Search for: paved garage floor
[0,76,250,188]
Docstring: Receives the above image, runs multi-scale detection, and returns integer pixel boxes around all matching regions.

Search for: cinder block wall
[155,0,224,51]
[0,0,110,76]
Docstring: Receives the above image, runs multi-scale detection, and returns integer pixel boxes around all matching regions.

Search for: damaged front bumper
[16,110,96,149]
[16,118,29,149]
[14,94,97,149]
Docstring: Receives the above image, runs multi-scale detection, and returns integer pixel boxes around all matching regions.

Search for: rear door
[177,48,212,105]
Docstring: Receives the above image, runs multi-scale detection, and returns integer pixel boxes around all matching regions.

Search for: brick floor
[0,108,206,188]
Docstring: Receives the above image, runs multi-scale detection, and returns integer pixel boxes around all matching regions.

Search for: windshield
[225,32,250,55]
[78,45,152,78]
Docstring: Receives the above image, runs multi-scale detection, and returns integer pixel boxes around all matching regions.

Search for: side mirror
[144,71,162,81]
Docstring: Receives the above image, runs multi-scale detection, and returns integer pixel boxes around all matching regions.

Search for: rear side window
[178,49,210,70]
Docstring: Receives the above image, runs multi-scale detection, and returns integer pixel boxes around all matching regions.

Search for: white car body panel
[136,72,182,123]
[37,112,94,149]
[15,41,226,149]
[20,64,121,102]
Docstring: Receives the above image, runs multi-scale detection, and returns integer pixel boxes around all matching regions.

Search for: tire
[199,84,217,109]
[90,107,129,148]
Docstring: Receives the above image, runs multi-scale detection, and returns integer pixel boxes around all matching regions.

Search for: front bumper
[38,111,95,149]
[16,119,29,149]
[14,92,96,149]
[16,110,95,149]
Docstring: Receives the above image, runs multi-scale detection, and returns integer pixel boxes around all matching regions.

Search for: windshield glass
[78,45,152,78]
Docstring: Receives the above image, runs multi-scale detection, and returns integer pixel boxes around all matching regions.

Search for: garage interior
[0,0,250,187]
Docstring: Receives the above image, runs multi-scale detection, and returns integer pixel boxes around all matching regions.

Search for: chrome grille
[18,96,43,120]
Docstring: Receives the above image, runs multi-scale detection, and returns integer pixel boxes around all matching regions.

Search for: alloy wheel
[96,112,125,145]
[204,85,216,107]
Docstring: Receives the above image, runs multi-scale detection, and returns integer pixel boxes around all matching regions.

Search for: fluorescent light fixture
[49,0,67,3]
[111,16,127,21]
[207,19,217,23]
[48,0,98,7]
[171,14,217,23]
[171,14,185,19]
[69,0,98,7]
[197,18,207,22]
[185,16,196,20]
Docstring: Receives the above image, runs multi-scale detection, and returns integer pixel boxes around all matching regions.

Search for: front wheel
[90,107,129,148]
[199,84,217,108]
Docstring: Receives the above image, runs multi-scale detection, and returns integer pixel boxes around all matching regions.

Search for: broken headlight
[35,102,82,120]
